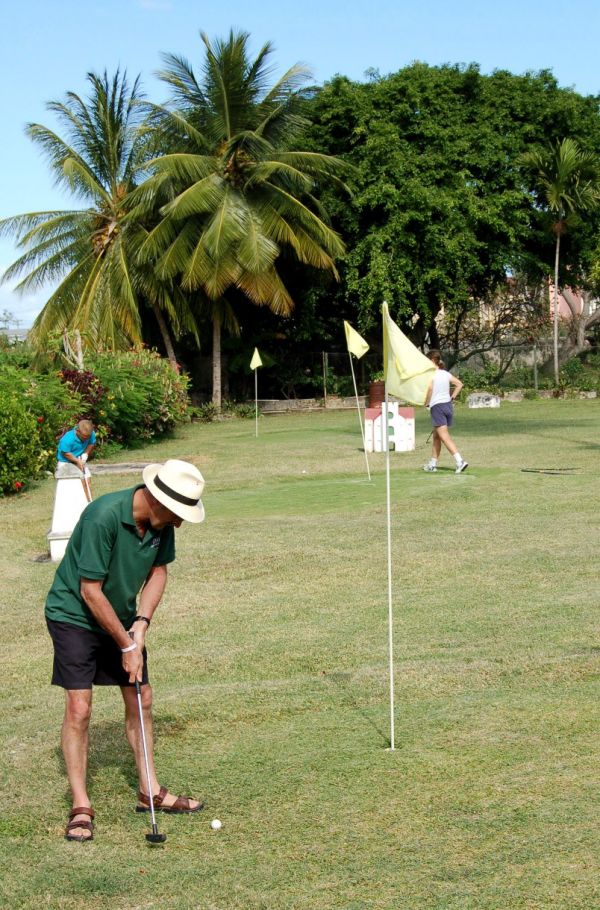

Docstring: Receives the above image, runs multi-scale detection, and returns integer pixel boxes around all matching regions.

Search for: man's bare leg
[121,684,201,809]
[62,689,94,838]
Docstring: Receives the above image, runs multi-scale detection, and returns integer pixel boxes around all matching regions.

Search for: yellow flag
[344,321,369,359]
[382,302,436,405]
[250,348,262,370]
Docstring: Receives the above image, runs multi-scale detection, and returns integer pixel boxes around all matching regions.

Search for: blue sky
[1,0,599,325]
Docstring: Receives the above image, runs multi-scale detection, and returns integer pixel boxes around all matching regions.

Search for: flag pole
[384,383,395,751]
[348,353,371,481]
[254,367,258,437]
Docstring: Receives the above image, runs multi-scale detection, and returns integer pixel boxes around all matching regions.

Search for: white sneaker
[455,460,468,474]
[423,463,437,472]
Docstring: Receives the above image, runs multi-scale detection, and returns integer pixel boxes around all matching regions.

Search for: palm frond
[260,182,345,257]
[27,253,97,347]
[150,154,220,190]
[139,102,209,151]
[0,210,84,242]
[235,210,279,273]
[236,267,294,315]
[157,52,208,110]
[200,186,247,261]
[161,174,225,220]
[156,220,203,280]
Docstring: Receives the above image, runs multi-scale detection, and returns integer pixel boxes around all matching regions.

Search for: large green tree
[0,70,196,366]
[306,65,600,355]
[522,138,600,382]
[137,30,347,407]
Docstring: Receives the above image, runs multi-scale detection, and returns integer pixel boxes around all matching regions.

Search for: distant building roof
[3,327,29,342]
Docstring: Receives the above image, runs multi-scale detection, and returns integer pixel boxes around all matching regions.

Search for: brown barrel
[368,380,385,408]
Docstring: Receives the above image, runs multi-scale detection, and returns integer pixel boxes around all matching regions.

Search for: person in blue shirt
[57,420,97,501]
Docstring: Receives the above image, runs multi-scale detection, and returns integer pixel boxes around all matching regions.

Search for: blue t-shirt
[57,427,97,462]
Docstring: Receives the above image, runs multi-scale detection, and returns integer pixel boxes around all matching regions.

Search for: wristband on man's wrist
[133,615,150,627]
[121,641,137,653]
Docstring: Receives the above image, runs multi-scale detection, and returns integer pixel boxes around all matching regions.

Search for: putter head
[146,832,167,844]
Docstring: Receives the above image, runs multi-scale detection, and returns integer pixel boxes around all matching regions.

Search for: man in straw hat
[45,460,205,841]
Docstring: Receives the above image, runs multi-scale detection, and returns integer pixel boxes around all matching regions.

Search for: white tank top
[429,369,452,408]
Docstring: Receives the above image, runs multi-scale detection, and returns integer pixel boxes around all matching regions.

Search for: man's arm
[80,579,143,681]
[129,565,168,652]
[63,450,86,472]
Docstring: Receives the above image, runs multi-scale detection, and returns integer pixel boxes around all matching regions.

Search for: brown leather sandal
[65,807,95,842]
[136,785,204,814]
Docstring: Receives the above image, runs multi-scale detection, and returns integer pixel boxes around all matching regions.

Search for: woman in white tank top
[423,351,468,473]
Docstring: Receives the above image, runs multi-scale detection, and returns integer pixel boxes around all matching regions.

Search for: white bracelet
[121,641,137,653]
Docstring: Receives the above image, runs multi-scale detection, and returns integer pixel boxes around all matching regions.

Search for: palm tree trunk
[212,309,222,410]
[152,304,178,371]
[553,232,561,386]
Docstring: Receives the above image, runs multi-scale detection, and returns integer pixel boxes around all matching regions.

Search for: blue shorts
[430,402,453,427]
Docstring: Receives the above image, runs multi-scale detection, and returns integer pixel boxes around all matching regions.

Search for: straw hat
[142,460,205,523]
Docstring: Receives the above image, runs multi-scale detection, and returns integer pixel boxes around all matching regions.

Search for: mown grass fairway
[1,400,599,910]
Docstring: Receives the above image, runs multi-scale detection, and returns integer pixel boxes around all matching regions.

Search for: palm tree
[522,138,600,384]
[137,30,347,407]
[0,70,196,366]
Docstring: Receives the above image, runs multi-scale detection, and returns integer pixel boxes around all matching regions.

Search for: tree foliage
[306,65,600,348]
[136,30,348,405]
[0,71,197,364]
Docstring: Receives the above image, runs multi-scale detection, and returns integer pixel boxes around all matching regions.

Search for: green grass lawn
[1,400,599,909]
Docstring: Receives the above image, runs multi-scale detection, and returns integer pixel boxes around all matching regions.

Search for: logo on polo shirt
[151,536,161,549]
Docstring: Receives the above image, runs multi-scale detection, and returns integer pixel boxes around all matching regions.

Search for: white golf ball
[210,818,222,830]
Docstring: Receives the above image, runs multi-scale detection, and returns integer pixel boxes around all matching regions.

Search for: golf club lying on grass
[135,679,167,845]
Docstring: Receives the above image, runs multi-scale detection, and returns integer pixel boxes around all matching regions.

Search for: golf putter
[80,464,92,502]
[135,679,167,844]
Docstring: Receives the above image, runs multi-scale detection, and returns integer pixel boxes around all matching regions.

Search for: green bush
[559,357,599,392]
[457,366,500,394]
[190,402,219,422]
[0,392,42,494]
[88,349,189,445]
[223,400,256,419]
[0,366,83,477]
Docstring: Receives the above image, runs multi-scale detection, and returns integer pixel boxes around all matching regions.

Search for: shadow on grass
[55,713,190,803]
[321,670,390,748]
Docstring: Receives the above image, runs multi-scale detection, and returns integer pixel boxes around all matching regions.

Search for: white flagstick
[384,385,395,751]
[254,367,258,437]
[348,353,371,481]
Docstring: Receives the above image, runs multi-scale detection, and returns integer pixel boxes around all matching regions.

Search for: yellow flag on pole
[250,348,263,370]
[344,321,369,359]
[382,302,436,405]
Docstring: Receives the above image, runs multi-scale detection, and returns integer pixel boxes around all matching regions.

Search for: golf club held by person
[45,459,206,842]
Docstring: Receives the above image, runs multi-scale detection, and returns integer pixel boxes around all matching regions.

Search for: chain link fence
[190,338,599,403]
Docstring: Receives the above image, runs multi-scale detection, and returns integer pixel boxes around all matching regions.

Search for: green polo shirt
[45,485,175,632]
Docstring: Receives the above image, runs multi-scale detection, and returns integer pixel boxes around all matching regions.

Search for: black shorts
[46,619,149,689]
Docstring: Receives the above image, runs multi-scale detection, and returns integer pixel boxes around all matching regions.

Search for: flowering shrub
[0,367,82,487]
[60,369,106,415]
[0,391,40,494]
[87,349,189,445]
[0,350,190,495]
